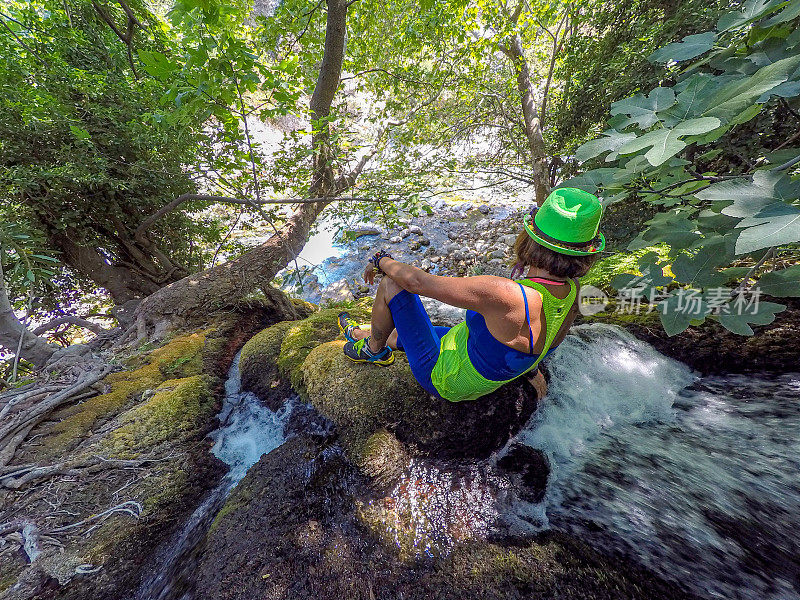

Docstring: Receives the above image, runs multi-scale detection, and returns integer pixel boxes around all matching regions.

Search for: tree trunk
[131,0,351,336]
[46,226,163,304]
[504,34,551,204]
[0,267,56,369]
[132,199,329,336]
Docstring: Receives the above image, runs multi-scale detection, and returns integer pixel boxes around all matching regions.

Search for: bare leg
[366,276,402,353]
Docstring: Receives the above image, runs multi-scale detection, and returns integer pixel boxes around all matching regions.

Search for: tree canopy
[1,0,798,370]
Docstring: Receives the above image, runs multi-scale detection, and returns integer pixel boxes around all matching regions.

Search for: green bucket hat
[523,188,605,256]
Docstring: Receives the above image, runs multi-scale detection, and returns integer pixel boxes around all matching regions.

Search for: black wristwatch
[370,250,393,274]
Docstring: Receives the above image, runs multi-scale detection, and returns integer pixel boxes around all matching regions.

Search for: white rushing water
[521,324,800,600]
[136,353,291,600]
[210,351,292,486]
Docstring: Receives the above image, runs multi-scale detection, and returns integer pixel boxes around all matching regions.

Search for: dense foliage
[0,1,216,302]
[4,0,794,359]
[565,0,800,335]
[550,0,734,155]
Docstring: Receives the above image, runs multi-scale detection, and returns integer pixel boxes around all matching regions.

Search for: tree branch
[540,11,569,128]
[0,14,48,67]
[90,0,139,78]
[774,153,800,172]
[733,246,775,296]
[134,194,387,240]
[32,317,105,336]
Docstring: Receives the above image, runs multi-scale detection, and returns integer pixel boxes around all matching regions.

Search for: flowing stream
[135,352,292,600]
[138,324,800,600]
[519,324,800,600]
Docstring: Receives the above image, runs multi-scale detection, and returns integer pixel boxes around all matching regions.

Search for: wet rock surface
[192,427,697,600]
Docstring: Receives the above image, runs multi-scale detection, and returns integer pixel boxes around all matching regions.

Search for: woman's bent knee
[380,275,403,302]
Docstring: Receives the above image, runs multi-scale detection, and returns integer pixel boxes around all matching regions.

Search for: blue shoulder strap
[517,282,535,355]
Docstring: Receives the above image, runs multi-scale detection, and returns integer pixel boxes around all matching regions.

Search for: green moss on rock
[301,341,429,460]
[103,374,217,458]
[580,300,661,328]
[40,332,208,460]
[355,428,409,490]
[239,300,372,399]
[210,483,256,533]
[580,245,670,292]
[240,319,296,376]
[278,304,371,390]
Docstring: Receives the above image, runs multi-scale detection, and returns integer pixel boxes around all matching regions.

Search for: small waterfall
[135,352,292,600]
[520,324,800,600]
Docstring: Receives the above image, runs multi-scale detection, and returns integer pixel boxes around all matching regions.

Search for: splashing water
[522,324,800,600]
[210,352,292,486]
[136,352,291,600]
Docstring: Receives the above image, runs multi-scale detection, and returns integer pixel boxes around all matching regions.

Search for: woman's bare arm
[373,257,515,313]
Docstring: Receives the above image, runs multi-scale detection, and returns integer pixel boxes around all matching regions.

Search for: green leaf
[717,300,785,334]
[557,169,619,193]
[611,264,674,293]
[649,32,717,63]
[704,53,800,121]
[736,209,800,253]
[762,147,800,165]
[763,0,800,24]
[658,291,711,336]
[661,73,726,126]
[702,170,800,218]
[642,213,702,247]
[758,80,800,102]
[671,242,731,288]
[69,125,91,140]
[575,130,637,162]
[138,50,177,79]
[720,266,753,280]
[617,117,721,166]
[716,0,789,32]
[610,87,676,129]
[756,265,800,296]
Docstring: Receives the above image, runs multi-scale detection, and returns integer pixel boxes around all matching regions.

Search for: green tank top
[430,279,577,402]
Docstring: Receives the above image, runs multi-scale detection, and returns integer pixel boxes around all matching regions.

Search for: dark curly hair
[511,230,599,279]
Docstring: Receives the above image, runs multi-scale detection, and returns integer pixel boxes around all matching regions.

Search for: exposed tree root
[0,363,114,469]
[0,456,162,490]
[0,500,142,563]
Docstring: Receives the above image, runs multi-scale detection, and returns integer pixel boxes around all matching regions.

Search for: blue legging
[387,289,450,397]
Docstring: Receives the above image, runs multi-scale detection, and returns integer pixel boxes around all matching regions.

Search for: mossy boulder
[239,301,372,408]
[29,332,209,463]
[303,339,539,461]
[239,304,542,485]
[101,374,217,459]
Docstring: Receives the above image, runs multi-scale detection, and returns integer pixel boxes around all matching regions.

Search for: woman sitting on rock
[338,188,604,402]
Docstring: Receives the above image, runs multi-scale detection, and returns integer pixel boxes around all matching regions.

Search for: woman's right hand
[531,370,548,399]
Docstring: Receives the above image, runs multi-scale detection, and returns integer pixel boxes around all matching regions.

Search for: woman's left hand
[364,263,377,285]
